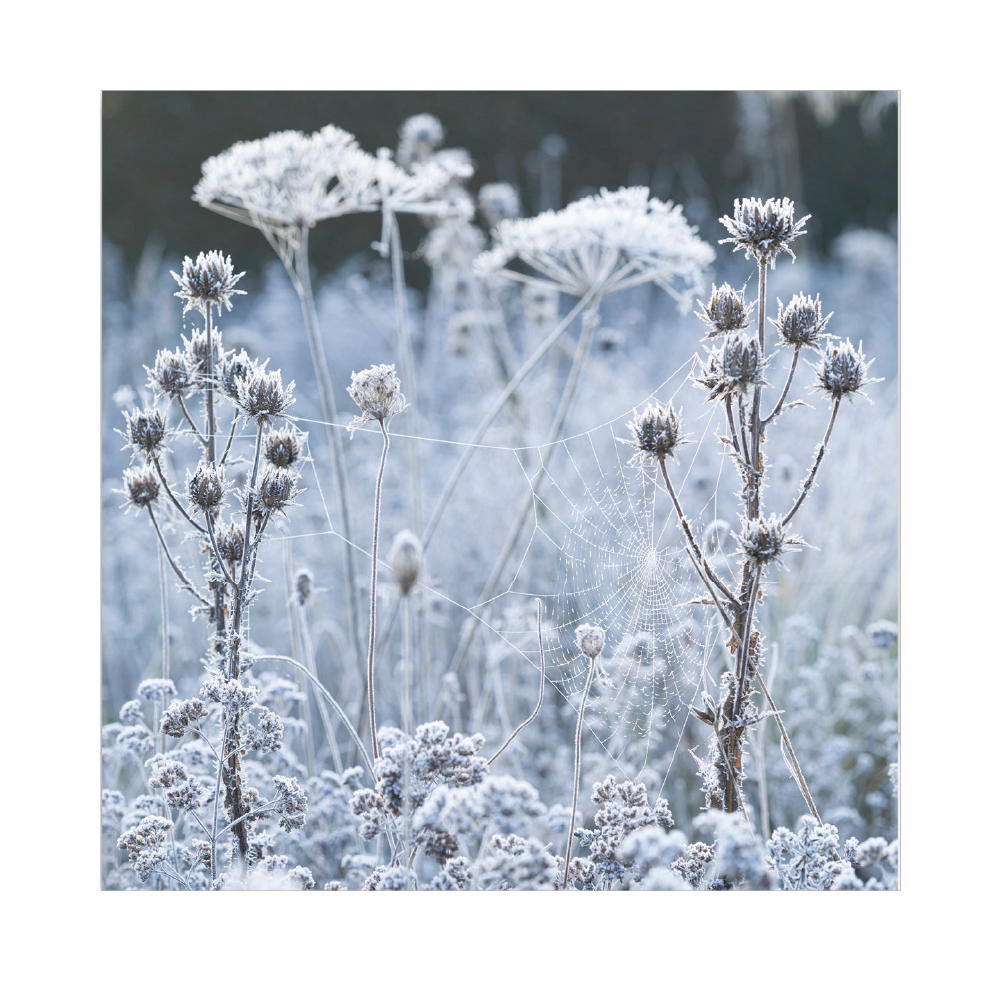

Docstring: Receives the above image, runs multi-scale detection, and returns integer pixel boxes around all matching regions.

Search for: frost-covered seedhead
[121,464,160,511]
[719,197,810,268]
[146,347,197,400]
[695,282,753,337]
[117,815,174,882]
[171,251,246,315]
[625,402,689,463]
[346,363,407,436]
[478,182,521,227]
[694,332,769,401]
[772,292,832,349]
[867,619,898,649]
[186,460,227,513]
[474,834,561,890]
[766,817,847,890]
[159,698,207,737]
[734,513,807,568]
[182,327,225,380]
[200,674,260,712]
[236,367,295,423]
[388,529,422,596]
[474,186,713,302]
[576,622,605,659]
[272,775,308,832]
[812,339,877,402]
[255,466,303,518]
[246,709,284,754]
[263,425,306,468]
[194,125,373,228]
[137,678,177,702]
[216,519,245,565]
[120,407,167,459]
[219,348,258,402]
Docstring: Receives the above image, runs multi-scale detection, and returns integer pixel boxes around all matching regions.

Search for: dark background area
[103,91,897,283]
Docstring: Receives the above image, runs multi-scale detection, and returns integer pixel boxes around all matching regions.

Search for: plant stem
[764,346,800,425]
[146,507,211,608]
[783,399,840,526]
[366,420,391,760]
[152,455,203,531]
[563,652,598,889]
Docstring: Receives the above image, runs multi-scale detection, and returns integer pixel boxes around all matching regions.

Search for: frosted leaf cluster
[474,186,713,301]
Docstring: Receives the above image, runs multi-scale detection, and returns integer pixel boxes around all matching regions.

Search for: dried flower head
[182,327,225,382]
[219,348,259,401]
[146,347,197,400]
[576,623,606,659]
[388,530,423,596]
[187,461,227,513]
[474,186,713,302]
[397,113,446,167]
[347,363,407,436]
[695,283,753,337]
[771,293,832,349]
[121,464,160,511]
[255,466,303,518]
[117,815,174,882]
[120,407,168,459]
[695,333,770,401]
[624,403,689,464]
[159,698,208,737]
[734,513,807,568]
[171,251,246,315]
[137,678,178,702]
[478,182,521,227]
[236,368,295,423]
[719,197,810,268]
[216,519,245,565]
[812,339,878,402]
[263,425,306,468]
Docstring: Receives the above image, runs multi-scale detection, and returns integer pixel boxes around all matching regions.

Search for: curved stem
[146,507,210,607]
[152,455,203,531]
[764,346,800,425]
[177,396,207,446]
[204,513,237,589]
[563,653,598,889]
[219,413,240,466]
[783,399,840,527]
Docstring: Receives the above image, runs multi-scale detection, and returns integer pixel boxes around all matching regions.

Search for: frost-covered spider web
[276,356,733,782]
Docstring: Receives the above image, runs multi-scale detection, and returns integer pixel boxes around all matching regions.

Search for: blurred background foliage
[103,90,897,283]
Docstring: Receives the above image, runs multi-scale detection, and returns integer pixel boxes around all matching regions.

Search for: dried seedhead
[734,513,807,568]
[171,250,246,315]
[695,283,753,337]
[719,197,810,267]
[187,461,227,513]
[771,293,832,349]
[346,363,407,436]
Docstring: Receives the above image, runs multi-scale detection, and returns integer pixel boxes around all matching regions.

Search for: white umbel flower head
[347,363,408,437]
[474,187,713,304]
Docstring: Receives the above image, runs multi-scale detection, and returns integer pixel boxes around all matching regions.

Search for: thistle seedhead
[624,403,689,463]
[236,368,295,423]
[170,250,246,315]
[187,461,227,513]
[255,466,303,518]
[734,513,807,568]
[121,464,160,511]
[576,623,606,659]
[695,332,770,401]
[120,407,168,459]
[219,348,259,401]
[182,327,226,381]
[264,425,306,468]
[347,364,407,437]
[812,339,878,403]
[695,283,753,337]
[719,197,810,268]
[146,347,197,400]
[216,519,245,565]
[388,530,423,596]
[772,293,832,350]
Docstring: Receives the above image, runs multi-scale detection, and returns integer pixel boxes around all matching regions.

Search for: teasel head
[695,283,753,337]
[120,407,168,460]
[346,363,407,437]
[121,464,161,512]
[171,250,246,315]
[812,339,879,403]
[624,402,690,464]
[255,466,303,519]
[216,519,246,566]
[388,529,423,596]
[236,367,296,424]
[263,424,307,469]
[182,327,226,381]
[576,622,606,659]
[146,347,198,400]
[719,197,810,268]
[771,293,832,350]
[187,461,227,514]
[734,513,807,568]
[219,348,259,402]
[695,332,770,401]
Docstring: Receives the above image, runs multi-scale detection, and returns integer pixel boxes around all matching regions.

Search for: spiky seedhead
[695,283,753,337]
[255,466,303,518]
[170,251,246,315]
[187,461,227,513]
[695,333,770,401]
[182,327,225,379]
[734,513,806,568]
[120,407,167,459]
[772,293,832,349]
[236,368,295,423]
[122,464,160,510]
[576,623,606,659]
[388,529,423,596]
[219,349,258,402]
[812,339,877,402]
[146,347,197,400]
[347,363,407,437]
[625,403,689,463]
[216,520,245,565]
[719,197,810,268]
[264,425,306,468]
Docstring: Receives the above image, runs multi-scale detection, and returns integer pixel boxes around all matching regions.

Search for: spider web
[272,356,733,783]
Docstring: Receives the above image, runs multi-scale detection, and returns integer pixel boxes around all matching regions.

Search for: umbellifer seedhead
[347,363,407,437]
[576,623,606,659]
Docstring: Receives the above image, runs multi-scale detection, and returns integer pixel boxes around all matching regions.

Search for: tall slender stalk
[563,646,599,890]
[366,420,391,760]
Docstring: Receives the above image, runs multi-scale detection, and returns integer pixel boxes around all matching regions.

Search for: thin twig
[146,507,211,607]
[366,420,391,760]
[764,346,800,425]
[783,399,840,527]
[563,652,598,889]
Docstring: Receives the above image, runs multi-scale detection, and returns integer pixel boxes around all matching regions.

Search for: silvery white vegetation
[102,112,898,891]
